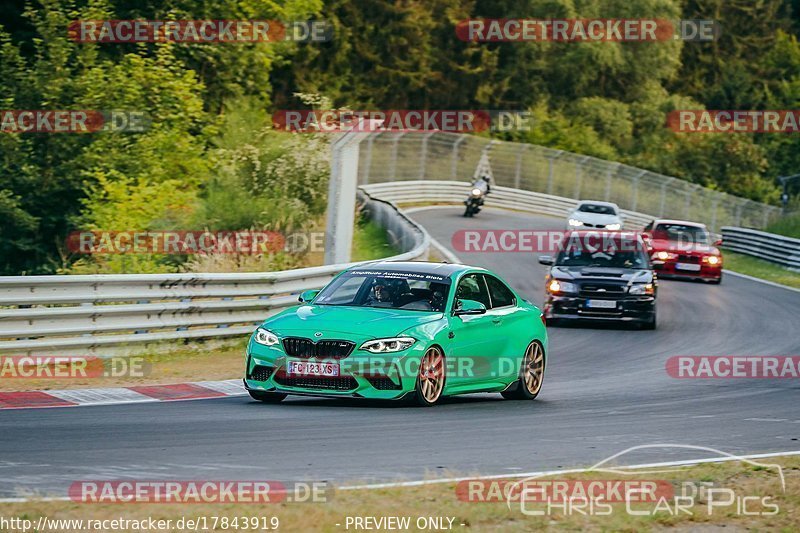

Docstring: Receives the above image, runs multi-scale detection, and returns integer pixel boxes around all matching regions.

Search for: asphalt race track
[1,206,799,498]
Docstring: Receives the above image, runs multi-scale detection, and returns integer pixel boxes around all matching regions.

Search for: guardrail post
[513,144,527,189]
[574,157,589,199]
[684,190,691,219]
[451,135,466,180]
[546,151,562,195]
[631,171,645,212]
[389,133,403,182]
[362,135,374,184]
[419,132,433,180]
[325,121,381,265]
[710,199,719,232]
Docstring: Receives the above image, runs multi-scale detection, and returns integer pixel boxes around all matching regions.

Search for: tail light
[540,313,546,327]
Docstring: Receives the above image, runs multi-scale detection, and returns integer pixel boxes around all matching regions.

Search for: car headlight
[253,327,279,346]
[629,283,655,295]
[606,223,621,231]
[547,279,577,294]
[360,337,416,353]
[704,255,720,265]
[471,188,482,197]
[654,251,672,261]
[568,218,583,227]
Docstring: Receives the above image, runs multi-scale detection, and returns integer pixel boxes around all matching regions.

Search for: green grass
[722,248,800,289]
[351,219,401,261]
[766,212,800,239]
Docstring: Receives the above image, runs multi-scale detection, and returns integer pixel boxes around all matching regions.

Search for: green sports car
[243,261,547,406]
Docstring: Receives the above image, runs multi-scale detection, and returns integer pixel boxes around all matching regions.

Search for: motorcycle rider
[464,174,491,216]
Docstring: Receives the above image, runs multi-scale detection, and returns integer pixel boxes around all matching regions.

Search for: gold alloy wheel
[418,347,445,403]
[523,342,545,395]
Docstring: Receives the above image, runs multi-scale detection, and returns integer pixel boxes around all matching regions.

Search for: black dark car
[538,231,657,329]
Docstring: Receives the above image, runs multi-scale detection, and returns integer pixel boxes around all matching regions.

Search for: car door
[482,274,522,381]
[446,272,495,390]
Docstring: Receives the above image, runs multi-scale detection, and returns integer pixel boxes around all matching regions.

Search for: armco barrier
[721,226,800,271]
[0,190,428,356]
[360,180,654,229]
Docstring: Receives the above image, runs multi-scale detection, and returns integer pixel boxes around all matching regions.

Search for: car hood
[570,212,621,225]
[551,266,653,283]
[649,239,719,255]
[263,305,444,340]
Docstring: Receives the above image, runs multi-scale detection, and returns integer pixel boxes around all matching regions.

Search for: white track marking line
[47,387,153,406]
[194,379,247,395]
[337,450,800,491]
[723,269,800,294]
[2,451,800,502]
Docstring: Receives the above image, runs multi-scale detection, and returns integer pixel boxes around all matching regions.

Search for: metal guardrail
[721,227,800,271]
[362,180,654,229]
[0,191,429,356]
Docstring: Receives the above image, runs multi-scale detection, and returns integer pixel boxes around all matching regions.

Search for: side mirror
[538,255,554,266]
[454,299,487,316]
[298,289,319,303]
[714,239,722,246]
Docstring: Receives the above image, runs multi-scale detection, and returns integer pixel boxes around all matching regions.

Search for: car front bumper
[544,295,655,323]
[654,261,721,281]
[244,344,425,400]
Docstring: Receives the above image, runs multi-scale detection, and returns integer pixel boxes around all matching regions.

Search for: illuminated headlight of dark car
[360,337,416,353]
[547,279,577,294]
[253,327,280,346]
[629,283,655,295]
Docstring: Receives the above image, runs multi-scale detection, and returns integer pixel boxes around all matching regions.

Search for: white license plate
[586,299,617,309]
[286,361,340,376]
[675,262,701,272]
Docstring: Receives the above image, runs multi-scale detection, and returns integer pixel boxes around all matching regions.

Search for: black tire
[641,310,657,330]
[248,390,287,403]
[502,341,545,400]
[709,275,722,285]
[413,347,446,406]
[463,205,473,217]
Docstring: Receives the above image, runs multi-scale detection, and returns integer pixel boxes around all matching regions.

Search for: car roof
[652,219,707,228]
[348,261,477,276]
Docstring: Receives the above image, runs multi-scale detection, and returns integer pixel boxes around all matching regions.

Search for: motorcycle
[463,185,486,217]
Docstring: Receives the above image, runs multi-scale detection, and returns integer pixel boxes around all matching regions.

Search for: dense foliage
[1,0,799,274]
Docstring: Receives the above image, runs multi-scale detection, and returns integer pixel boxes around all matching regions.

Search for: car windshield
[313,270,451,312]
[653,224,710,245]
[578,203,616,215]
[555,238,649,269]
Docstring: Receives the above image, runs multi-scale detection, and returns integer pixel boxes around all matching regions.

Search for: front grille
[678,254,700,263]
[274,372,358,391]
[248,364,274,381]
[579,283,626,298]
[365,375,402,390]
[282,337,355,359]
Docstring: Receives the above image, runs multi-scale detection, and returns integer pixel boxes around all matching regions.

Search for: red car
[642,219,722,284]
